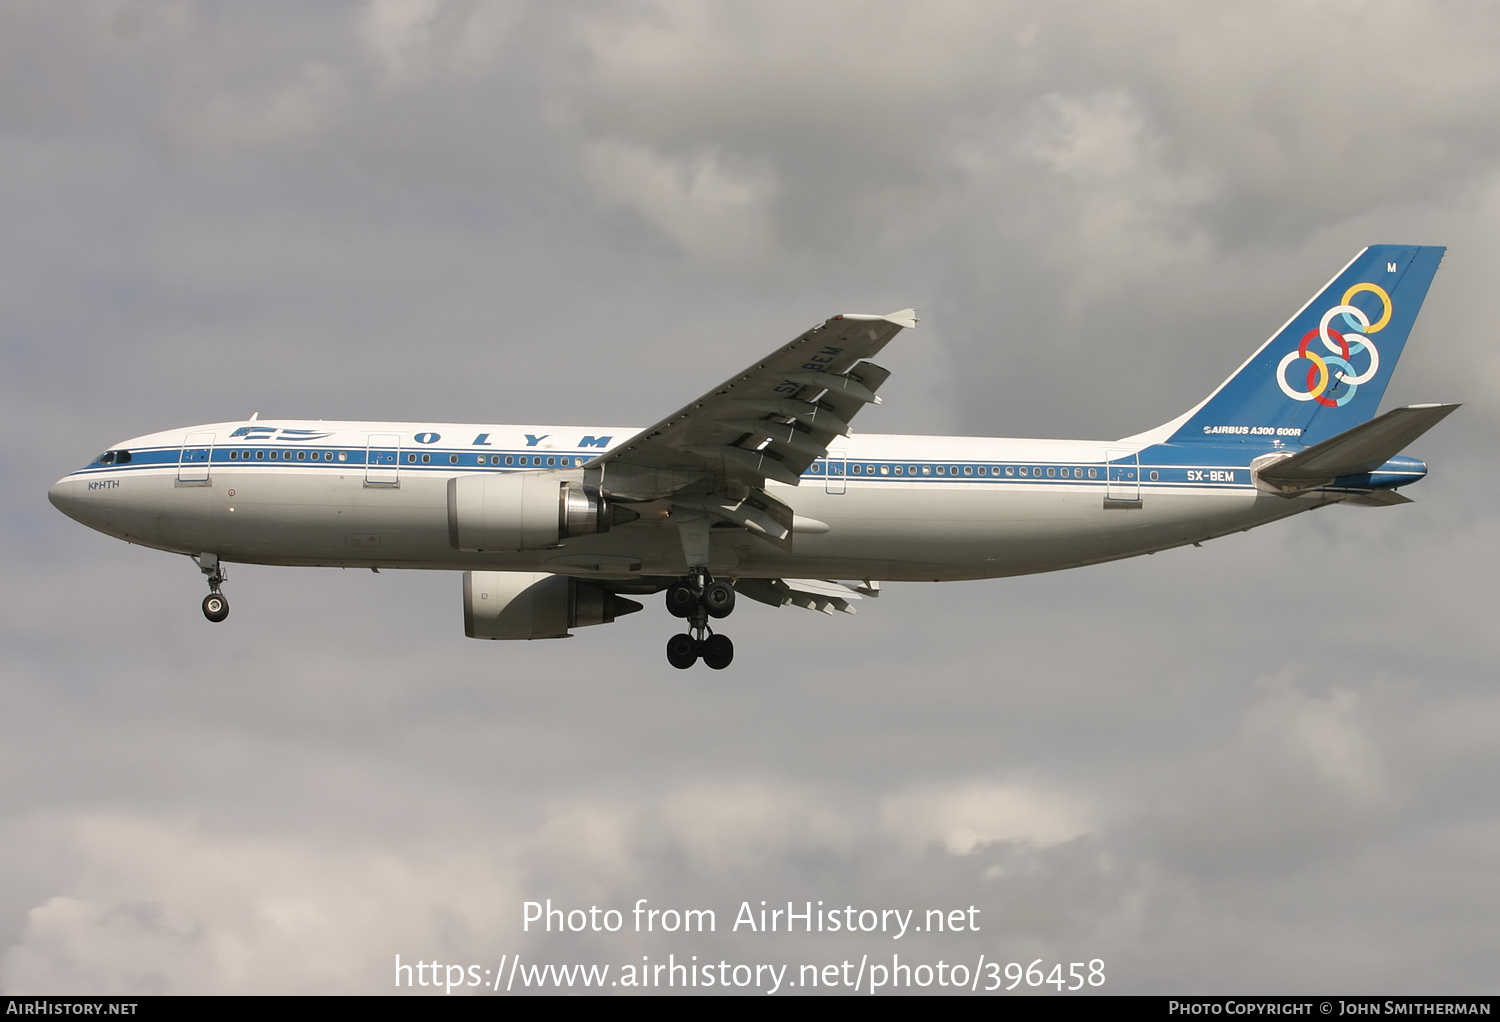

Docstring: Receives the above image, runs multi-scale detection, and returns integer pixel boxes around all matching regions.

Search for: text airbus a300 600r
[51,246,1457,669]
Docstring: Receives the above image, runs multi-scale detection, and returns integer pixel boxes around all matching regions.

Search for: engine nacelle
[463,571,643,640]
[447,474,614,551]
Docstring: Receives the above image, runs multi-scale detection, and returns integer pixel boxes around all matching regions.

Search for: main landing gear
[194,553,229,623]
[664,571,736,670]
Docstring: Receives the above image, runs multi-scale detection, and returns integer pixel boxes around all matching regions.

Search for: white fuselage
[49,420,1323,582]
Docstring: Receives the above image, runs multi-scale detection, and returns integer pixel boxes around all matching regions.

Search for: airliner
[49,245,1457,669]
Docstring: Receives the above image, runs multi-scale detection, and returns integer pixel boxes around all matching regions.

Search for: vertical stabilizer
[1165,245,1444,446]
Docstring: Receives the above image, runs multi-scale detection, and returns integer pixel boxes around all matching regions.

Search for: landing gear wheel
[701,633,734,670]
[665,581,698,619]
[666,633,699,669]
[702,581,736,619]
[202,593,229,623]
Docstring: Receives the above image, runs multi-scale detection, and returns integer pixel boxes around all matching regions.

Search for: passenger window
[1150,470,1159,481]
[892,465,902,475]
[546,456,555,467]
[297,450,305,461]
[407,453,416,464]
[421,453,431,464]
[450,455,459,465]
[977,466,986,476]
[964,466,973,476]
[1088,468,1096,478]
[811,463,822,474]
[338,451,347,462]
[935,466,945,475]
[921,465,931,475]
[880,465,889,475]
[229,451,238,460]
[852,464,862,474]
[1005,466,1014,476]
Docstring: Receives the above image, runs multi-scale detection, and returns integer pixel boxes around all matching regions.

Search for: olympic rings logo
[1276,282,1391,407]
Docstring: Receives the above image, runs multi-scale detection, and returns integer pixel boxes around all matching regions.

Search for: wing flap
[733,577,863,615]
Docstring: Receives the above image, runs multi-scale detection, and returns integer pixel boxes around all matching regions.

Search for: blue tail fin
[1167,245,1444,446]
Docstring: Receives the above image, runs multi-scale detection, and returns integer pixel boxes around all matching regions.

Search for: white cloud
[360,0,527,88]
[165,61,347,151]
[881,781,1093,855]
[0,816,521,995]
[581,138,779,266]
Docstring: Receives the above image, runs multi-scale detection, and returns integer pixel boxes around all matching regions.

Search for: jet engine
[448,475,624,551]
[463,571,643,640]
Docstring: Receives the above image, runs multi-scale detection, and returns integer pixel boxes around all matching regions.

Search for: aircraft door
[366,433,400,486]
[825,450,846,494]
[177,431,215,484]
[1105,448,1141,507]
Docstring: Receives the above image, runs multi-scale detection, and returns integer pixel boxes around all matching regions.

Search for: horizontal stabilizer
[1256,403,1459,485]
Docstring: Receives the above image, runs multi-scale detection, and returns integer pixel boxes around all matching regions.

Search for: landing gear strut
[664,570,735,670]
[194,553,229,623]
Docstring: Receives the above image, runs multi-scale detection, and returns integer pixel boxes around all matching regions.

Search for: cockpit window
[91,450,132,467]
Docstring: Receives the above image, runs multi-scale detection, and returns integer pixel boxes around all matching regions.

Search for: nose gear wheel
[194,554,230,624]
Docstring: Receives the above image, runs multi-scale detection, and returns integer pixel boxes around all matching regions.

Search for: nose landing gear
[664,571,736,670]
[193,553,230,623]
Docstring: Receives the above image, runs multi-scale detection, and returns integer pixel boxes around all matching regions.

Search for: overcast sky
[2,0,1498,995]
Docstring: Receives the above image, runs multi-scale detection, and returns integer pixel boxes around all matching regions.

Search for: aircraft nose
[48,475,80,517]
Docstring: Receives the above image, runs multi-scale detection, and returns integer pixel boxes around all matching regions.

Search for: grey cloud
[3,0,1498,996]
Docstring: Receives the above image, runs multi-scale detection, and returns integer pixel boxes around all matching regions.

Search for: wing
[585,309,914,548]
